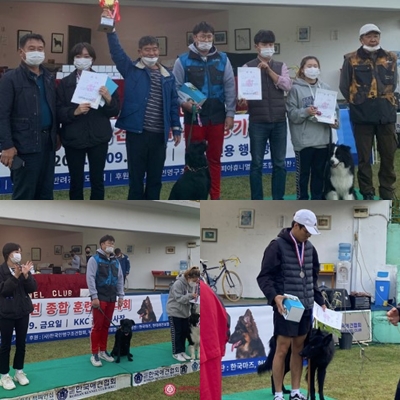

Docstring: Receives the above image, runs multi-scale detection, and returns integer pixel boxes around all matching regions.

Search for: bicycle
[200,257,243,302]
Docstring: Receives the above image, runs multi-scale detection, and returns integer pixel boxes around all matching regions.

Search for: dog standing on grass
[168,141,210,200]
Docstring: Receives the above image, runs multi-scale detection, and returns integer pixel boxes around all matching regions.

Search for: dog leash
[186,104,198,149]
[90,305,120,329]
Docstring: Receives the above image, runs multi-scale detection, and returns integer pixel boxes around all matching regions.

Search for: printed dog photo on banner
[222,305,273,376]
[132,295,164,325]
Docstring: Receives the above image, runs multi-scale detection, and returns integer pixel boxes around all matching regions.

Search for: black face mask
[86,251,90,254]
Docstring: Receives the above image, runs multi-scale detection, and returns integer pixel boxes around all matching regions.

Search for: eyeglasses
[196,34,214,41]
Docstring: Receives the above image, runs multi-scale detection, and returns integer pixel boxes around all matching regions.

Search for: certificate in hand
[237,67,262,100]
[313,302,343,330]
[71,71,108,109]
[314,88,337,124]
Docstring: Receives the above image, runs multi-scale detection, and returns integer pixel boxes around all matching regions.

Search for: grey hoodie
[166,275,194,318]
[286,78,340,152]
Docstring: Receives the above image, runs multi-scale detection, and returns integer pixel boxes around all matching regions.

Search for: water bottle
[338,243,351,261]
[179,260,188,274]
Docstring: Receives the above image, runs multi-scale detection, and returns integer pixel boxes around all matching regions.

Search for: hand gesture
[182,100,198,113]
[0,147,18,168]
[74,103,91,116]
[21,261,33,277]
[307,106,318,116]
[99,86,112,104]
[387,307,400,326]
[258,61,270,70]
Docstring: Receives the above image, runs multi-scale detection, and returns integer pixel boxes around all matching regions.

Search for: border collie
[324,144,356,200]
[188,304,200,359]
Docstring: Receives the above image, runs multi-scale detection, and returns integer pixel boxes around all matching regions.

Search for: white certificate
[314,88,337,124]
[71,70,107,109]
[237,67,262,100]
[313,301,343,330]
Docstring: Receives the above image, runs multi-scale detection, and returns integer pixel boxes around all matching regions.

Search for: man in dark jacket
[339,23,398,200]
[103,10,181,200]
[114,248,130,285]
[257,209,325,400]
[241,30,292,200]
[0,33,57,199]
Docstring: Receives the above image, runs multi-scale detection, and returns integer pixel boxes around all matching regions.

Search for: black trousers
[0,314,30,374]
[11,132,55,200]
[395,379,400,400]
[295,146,329,200]
[169,316,189,355]
[64,142,109,200]
[125,130,166,200]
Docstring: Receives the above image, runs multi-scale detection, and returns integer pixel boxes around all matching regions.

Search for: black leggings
[0,315,30,374]
[169,316,189,355]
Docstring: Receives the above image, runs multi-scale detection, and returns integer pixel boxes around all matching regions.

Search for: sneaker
[172,353,186,362]
[274,396,284,400]
[180,352,191,360]
[14,371,29,386]
[290,392,307,400]
[99,351,114,363]
[0,375,16,390]
[90,354,103,367]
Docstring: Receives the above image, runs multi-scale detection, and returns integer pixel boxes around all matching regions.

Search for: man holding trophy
[100,4,182,200]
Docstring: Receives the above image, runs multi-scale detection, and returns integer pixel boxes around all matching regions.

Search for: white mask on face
[142,57,158,67]
[188,281,197,288]
[363,45,381,52]
[74,57,92,71]
[260,47,275,58]
[24,51,45,66]
[10,253,22,264]
[105,246,114,254]
[304,67,320,80]
[197,41,213,52]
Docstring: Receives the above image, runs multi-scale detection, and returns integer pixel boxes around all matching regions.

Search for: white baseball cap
[359,24,381,37]
[293,209,320,235]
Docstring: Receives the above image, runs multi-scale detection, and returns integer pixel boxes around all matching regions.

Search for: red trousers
[184,122,225,200]
[90,301,115,354]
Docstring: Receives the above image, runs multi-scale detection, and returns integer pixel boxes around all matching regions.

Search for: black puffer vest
[275,237,314,310]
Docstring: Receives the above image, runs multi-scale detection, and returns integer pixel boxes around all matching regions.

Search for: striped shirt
[143,68,164,133]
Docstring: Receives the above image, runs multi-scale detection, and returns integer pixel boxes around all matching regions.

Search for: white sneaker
[90,354,103,367]
[172,353,186,362]
[99,351,114,363]
[14,371,29,386]
[0,374,16,390]
[180,352,191,360]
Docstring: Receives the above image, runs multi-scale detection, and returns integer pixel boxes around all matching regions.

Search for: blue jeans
[249,121,287,200]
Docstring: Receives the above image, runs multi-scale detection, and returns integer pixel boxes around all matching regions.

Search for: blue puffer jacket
[107,32,181,143]
[0,63,57,153]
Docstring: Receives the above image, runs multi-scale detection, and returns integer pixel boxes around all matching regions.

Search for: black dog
[229,309,266,359]
[324,144,357,200]
[187,308,200,359]
[53,37,62,48]
[137,296,157,323]
[300,328,335,400]
[257,335,291,395]
[110,319,135,363]
[168,141,210,200]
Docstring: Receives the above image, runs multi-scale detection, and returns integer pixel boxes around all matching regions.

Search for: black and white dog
[168,141,210,200]
[187,304,200,360]
[324,144,357,200]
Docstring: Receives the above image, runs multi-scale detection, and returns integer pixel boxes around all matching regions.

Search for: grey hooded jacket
[286,78,340,152]
[166,275,194,318]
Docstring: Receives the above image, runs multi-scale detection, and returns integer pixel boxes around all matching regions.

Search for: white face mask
[105,246,114,254]
[74,57,92,71]
[24,51,45,66]
[304,67,320,80]
[142,57,158,67]
[260,47,275,58]
[363,45,381,52]
[196,41,213,52]
[189,281,197,288]
[10,253,22,264]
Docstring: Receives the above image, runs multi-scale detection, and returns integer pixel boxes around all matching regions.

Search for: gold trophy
[98,0,121,33]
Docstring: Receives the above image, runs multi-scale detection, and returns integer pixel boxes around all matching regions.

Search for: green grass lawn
[12,329,199,400]
[0,156,399,200]
[222,343,400,400]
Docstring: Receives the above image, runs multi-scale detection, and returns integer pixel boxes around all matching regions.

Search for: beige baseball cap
[359,23,381,36]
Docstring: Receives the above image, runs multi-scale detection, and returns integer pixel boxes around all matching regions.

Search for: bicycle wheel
[222,271,243,302]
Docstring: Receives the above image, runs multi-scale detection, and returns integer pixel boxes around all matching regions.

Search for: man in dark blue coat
[0,33,57,199]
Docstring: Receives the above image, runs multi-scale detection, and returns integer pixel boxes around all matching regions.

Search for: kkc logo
[56,388,68,400]
[180,364,188,374]
[133,372,143,384]
[164,383,176,396]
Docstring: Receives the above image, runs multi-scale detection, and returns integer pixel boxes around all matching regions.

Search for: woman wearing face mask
[286,56,340,200]
[56,42,120,200]
[166,266,200,362]
[0,243,36,391]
